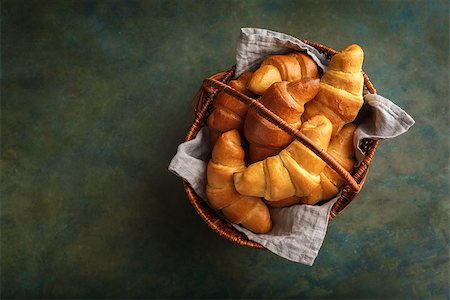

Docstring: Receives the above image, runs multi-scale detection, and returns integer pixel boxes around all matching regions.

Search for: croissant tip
[220,129,241,143]
[343,43,362,51]
[342,44,364,57]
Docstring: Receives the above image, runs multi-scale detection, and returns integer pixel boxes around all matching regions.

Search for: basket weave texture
[183,41,379,249]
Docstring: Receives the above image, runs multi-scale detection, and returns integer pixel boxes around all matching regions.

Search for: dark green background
[2,0,449,298]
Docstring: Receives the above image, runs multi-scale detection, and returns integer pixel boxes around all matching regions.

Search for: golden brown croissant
[234,115,333,203]
[206,71,255,148]
[247,52,320,95]
[244,78,320,163]
[205,130,272,234]
[266,124,357,208]
[303,44,364,136]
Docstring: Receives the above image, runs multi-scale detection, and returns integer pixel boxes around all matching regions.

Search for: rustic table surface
[2,0,448,298]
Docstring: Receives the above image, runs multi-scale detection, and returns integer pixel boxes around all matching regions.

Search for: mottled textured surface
[1,0,448,298]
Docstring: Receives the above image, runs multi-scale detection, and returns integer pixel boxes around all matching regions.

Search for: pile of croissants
[205,44,365,234]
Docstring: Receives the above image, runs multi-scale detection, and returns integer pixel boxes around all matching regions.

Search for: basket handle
[202,78,361,193]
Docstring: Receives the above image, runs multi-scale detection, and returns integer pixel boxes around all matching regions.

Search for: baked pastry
[234,115,333,203]
[244,78,320,163]
[206,130,272,233]
[247,52,320,95]
[266,124,357,207]
[303,123,356,205]
[206,71,255,148]
[303,44,364,136]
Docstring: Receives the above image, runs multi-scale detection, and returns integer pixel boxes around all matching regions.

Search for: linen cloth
[168,28,414,265]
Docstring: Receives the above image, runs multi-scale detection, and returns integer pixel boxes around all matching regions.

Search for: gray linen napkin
[168,28,414,265]
[235,27,329,77]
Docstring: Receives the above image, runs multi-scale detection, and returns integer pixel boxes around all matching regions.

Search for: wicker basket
[183,41,379,249]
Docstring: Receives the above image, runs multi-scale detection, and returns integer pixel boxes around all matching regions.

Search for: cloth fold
[168,28,414,265]
[235,28,329,77]
[355,94,415,161]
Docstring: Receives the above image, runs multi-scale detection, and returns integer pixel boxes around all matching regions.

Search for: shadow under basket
[183,41,379,249]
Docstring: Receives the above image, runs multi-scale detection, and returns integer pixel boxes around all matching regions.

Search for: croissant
[244,78,320,163]
[206,71,255,148]
[303,44,364,136]
[205,130,272,234]
[266,124,356,208]
[234,115,333,202]
[304,123,356,205]
[247,52,320,95]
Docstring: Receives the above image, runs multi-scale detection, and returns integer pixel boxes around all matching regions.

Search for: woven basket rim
[183,41,379,249]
